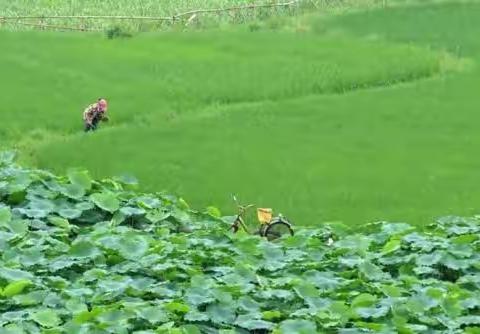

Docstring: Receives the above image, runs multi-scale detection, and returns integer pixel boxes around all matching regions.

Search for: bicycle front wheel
[231,216,247,234]
[263,217,294,241]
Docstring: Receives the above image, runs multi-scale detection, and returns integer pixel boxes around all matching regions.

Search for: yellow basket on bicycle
[257,208,273,224]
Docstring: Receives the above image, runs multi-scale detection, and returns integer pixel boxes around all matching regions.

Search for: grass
[1,1,480,227]
[0,30,440,138]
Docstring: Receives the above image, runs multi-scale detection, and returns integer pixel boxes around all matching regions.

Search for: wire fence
[0,0,303,32]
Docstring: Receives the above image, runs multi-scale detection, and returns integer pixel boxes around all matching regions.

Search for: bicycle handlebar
[238,204,255,213]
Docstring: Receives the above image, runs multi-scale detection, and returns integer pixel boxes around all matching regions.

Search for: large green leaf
[1,279,32,297]
[351,294,377,308]
[97,308,133,326]
[0,324,27,334]
[23,198,55,218]
[0,151,16,165]
[114,174,138,187]
[67,169,92,191]
[146,209,171,223]
[355,305,389,319]
[90,193,120,213]
[120,206,146,216]
[336,234,372,253]
[75,201,95,211]
[136,196,161,209]
[0,267,34,281]
[13,291,48,306]
[416,252,443,266]
[381,222,415,236]
[7,173,32,193]
[237,296,261,313]
[449,243,474,258]
[185,287,215,306]
[458,316,480,325]
[303,270,341,291]
[136,306,169,324]
[443,254,471,270]
[165,302,190,314]
[73,307,102,325]
[206,303,235,324]
[64,299,88,315]
[31,309,61,328]
[117,234,149,260]
[408,291,441,311]
[0,206,12,225]
[206,206,222,218]
[69,241,101,258]
[235,317,273,331]
[4,219,27,236]
[185,309,209,322]
[58,208,83,220]
[358,261,388,281]
[294,282,320,300]
[181,325,202,334]
[61,184,86,200]
[30,198,55,212]
[382,238,401,254]
[279,319,317,334]
[262,310,282,321]
[49,216,71,229]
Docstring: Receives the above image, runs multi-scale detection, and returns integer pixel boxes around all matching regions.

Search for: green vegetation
[2,153,480,333]
[3,1,480,333]
[0,27,446,226]
[1,2,480,227]
[0,29,439,134]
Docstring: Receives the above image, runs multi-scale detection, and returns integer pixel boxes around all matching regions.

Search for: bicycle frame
[231,195,254,233]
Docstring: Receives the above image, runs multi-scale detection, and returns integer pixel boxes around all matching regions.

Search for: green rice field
[1,1,480,227]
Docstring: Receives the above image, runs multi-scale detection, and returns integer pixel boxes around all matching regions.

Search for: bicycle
[229,195,294,240]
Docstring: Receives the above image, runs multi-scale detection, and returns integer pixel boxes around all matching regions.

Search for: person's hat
[97,98,108,111]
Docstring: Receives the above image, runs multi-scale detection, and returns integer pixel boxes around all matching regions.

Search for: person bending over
[83,98,109,132]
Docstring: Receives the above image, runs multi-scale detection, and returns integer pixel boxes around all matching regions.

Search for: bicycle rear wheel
[263,217,294,241]
[258,223,269,237]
